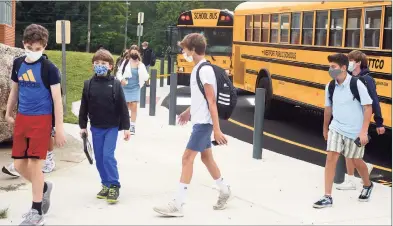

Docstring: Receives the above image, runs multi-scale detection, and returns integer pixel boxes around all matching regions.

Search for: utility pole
[124,0,129,50]
[86,1,91,52]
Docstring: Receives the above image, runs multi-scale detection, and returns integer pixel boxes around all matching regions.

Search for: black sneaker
[358,182,373,202]
[97,185,109,199]
[107,185,120,204]
[313,195,333,208]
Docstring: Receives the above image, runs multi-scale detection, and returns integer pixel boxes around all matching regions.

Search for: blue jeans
[90,126,120,187]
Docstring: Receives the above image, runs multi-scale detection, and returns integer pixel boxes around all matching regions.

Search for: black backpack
[328,75,376,113]
[12,54,62,127]
[196,62,237,120]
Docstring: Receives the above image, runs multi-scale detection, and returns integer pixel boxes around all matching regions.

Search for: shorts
[327,130,365,159]
[12,113,52,160]
[186,124,213,152]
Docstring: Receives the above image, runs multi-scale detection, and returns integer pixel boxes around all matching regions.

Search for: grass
[0,208,8,219]
[45,50,169,124]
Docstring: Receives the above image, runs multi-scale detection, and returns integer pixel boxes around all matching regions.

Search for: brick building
[0,0,16,47]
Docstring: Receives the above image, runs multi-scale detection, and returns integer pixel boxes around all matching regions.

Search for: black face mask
[130,54,138,60]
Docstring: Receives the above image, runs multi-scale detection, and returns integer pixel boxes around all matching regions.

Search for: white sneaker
[213,186,233,210]
[336,180,356,190]
[153,200,184,217]
[42,152,55,173]
[2,163,20,177]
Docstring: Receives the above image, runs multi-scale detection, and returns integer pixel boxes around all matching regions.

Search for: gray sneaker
[213,186,233,210]
[42,181,53,214]
[20,209,45,225]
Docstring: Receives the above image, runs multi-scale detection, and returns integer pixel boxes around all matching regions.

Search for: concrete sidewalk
[0,82,391,225]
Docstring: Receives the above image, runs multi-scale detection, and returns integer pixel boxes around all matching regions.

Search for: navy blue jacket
[356,68,384,127]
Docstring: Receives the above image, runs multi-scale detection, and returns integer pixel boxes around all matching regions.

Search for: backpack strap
[328,80,335,105]
[84,78,93,101]
[350,76,361,103]
[12,56,26,79]
[196,61,214,109]
[113,78,120,102]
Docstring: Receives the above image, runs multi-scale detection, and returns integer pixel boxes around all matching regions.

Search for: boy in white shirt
[153,33,232,217]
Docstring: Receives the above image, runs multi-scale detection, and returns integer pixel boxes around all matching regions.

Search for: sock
[130,122,136,126]
[32,202,42,215]
[174,183,188,209]
[43,182,48,193]
[215,177,229,194]
[347,175,355,182]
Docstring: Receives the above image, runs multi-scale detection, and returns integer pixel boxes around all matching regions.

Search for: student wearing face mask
[335,50,384,191]
[314,53,374,209]
[79,49,131,204]
[116,45,149,135]
[5,24,66,225]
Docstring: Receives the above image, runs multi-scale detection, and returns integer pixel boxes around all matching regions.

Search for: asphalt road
[161,87,392,185]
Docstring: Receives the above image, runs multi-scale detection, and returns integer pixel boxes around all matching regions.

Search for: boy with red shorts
[5,24,66,225]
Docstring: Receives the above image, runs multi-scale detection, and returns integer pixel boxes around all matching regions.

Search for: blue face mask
[94,64,109,76]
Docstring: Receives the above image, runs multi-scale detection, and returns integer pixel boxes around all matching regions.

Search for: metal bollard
[334,155,346,184]
[140,84,146,108]
[167,55,175,86]
[169,72,177,125]
[252,88,266,159]
[149,69,157,116]
[160,58,164,87]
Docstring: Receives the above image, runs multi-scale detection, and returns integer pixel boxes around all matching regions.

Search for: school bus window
[345,9,361,48]
[383,6,392,49]
[329,10,344,47]
[246,15,252,41]
[253,15,261,42]
[270,14,279,43]
[291,13,301,44]
[302,12,314,45]
[364,7,382,48]
[315,11,328,46]
[262,14,270,42]
[280,14,290,43]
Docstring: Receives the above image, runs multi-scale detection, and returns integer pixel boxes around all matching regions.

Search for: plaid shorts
[327,130,365,159]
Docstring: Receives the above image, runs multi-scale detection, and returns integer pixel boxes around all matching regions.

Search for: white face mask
[348,61,356,72]
[25,49,43,62]
[183,52,193,62]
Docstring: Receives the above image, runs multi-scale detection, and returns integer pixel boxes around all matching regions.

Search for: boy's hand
[124,130,131,141]
[55,129,66,147]
[214,129,228,145]
[359,131,369,146]
[376,126,385,135]
[5,114,15,125]
[323,127,328,141]
[80,129,88,137]
[178,110,191,125]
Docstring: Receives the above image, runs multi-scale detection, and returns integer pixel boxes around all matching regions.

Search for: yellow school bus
[232,1,392,129]
[168,9,234,86]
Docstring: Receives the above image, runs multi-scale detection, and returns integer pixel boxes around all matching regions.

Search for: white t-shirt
[190,59,217,125]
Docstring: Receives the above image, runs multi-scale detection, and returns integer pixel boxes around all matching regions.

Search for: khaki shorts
[327,130,365,159]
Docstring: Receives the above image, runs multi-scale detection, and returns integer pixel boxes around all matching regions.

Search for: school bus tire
[256,69,276,119]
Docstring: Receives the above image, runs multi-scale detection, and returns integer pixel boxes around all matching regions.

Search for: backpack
[328,75,376,113]
[150,50,156,67]
[12,54,62,127]
[121,59,130,75]
[196,62,237,120]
